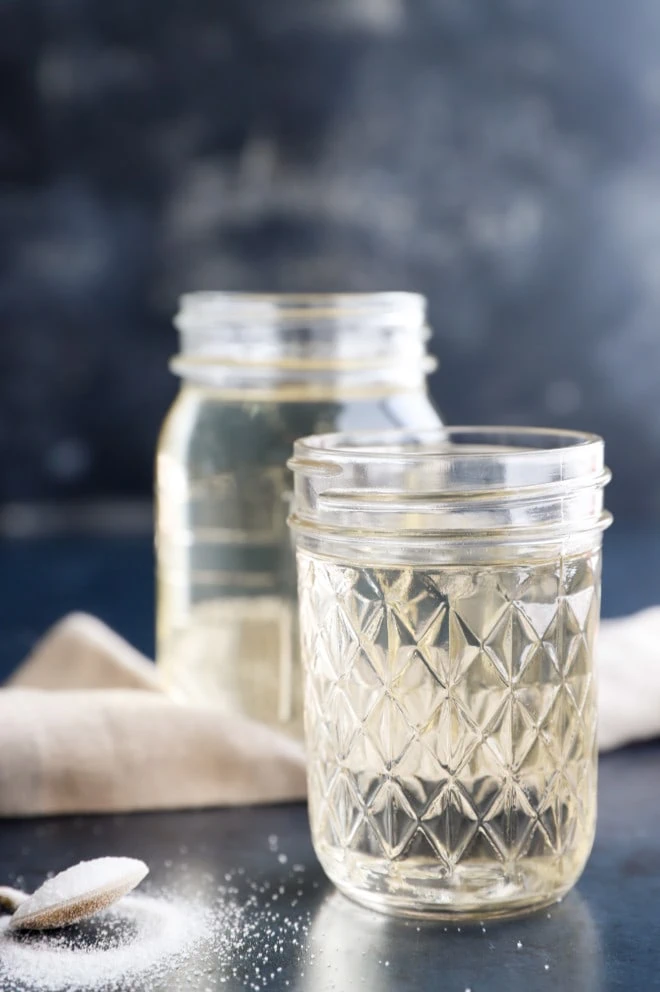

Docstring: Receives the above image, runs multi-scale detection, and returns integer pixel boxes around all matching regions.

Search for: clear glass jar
[288,427,612,918]
[155,293,441,738]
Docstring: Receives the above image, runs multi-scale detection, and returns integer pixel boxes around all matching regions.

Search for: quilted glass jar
[288,428,612,919]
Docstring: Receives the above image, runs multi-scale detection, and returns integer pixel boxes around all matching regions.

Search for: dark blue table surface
[0,527,659,991]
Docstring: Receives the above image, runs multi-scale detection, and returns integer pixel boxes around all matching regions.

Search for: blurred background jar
[155,292,442,738]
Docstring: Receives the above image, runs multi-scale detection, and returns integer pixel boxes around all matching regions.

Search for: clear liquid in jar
[156,386,440,737]
[299,550,600,917]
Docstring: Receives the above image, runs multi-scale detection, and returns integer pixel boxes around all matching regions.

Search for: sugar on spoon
[0,857,148,930]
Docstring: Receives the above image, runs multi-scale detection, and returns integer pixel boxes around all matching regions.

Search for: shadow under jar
[288,428,612,918]
[156,293,441,739]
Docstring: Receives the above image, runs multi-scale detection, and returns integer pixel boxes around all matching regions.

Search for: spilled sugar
[0,868,313,992]
[0,894,211,991]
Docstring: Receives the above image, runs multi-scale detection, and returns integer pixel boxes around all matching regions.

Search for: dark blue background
[2,0,660,517]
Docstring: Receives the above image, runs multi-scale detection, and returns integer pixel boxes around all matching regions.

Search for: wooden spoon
[6,857,149,931]
[0,886,28,913]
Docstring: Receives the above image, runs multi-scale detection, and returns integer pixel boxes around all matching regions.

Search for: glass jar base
[334,882,569,922]
[319,848,582,921]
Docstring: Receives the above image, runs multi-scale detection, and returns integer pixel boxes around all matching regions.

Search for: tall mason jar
[156,293,441,738]
[288,428,611,918]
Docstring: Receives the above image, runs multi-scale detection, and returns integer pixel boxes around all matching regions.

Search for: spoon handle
[0,886,29,914]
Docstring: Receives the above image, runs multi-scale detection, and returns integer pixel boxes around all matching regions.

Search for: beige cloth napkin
[597,607,660,752]
[0,614,306,816]
[1,608,657,817]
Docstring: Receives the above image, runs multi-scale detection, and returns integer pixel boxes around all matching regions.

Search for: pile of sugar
[0,893,213,991]
[0,862,314,992]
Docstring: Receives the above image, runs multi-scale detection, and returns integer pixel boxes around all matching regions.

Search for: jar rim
[177,291,426,322]
[293,426,602,463]
[172,291,433,387]
[288,427,611,558]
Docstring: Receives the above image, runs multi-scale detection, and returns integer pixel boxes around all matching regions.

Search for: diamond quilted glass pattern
[299,549,601,916]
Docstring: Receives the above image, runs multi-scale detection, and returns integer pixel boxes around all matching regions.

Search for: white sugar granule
[0,893,213,991]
